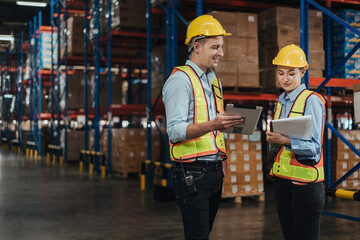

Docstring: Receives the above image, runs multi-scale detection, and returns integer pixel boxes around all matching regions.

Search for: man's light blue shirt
[162,60,222,161]
[275,84,325,164]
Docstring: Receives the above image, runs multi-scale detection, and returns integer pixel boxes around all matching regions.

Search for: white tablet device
[221,104,263,135]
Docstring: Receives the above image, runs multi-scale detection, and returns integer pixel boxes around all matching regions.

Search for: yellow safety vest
[168,65,226,162]
[270,89,326,183]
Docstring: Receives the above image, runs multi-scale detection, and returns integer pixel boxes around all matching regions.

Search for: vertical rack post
[196,0,202,16]
[38,11,42,157]
[300,0,309,88]
[29,21,33,145]
[4,50,9,148]
[20,32,24,152]
[165,0,172,77]
[64,0,68,164]
[171,0,177,67]
[146,0,153,189]
[50,0,55,150]
[15,36,20,150]
[94,0,101,174]
[325,0,332,186]
[107,0,112,176]
[84,0,89,171]
[33,17,38,154]
[56,0,61,163]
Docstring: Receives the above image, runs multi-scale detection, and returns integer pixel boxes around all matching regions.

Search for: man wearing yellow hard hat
[266,44,326,240]
[162,15,244,239]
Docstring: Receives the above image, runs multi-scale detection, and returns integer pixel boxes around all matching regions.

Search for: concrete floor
[0,148,359,240]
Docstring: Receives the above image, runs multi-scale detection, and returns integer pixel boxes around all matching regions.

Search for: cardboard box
[210,11,258,38]
[225,37,258,63]
[258,7,322,32]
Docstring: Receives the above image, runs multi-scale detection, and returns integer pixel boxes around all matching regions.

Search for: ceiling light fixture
[0,35,14,41]
[16,1,47,7]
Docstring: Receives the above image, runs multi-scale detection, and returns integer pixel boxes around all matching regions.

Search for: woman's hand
[266,129,291,147]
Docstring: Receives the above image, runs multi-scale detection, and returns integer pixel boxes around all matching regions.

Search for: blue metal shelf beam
[56,0,61,162]
[64,0,68,163]
[38,11,42,156]
[33,17,38,153]
[107,0,112,176]
[84,0,89,172]
[146,0,153,189]
[50,0,55,149]
[94,0,101,174]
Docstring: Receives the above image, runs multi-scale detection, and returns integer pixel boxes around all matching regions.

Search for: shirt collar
[278,84,306,104]
[185,60,215,80]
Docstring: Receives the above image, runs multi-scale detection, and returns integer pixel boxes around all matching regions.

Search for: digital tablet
[221,104,263,135]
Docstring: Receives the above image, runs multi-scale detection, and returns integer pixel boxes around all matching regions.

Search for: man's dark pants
[174,161,224,240]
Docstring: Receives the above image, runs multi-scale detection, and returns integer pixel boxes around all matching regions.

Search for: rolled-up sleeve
[285,94,325,163]
[162,71,192,142]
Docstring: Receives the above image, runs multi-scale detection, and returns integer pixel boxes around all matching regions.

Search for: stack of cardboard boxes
[209,11,260,88]
[332,130,360,189]
[38,30,58,69]
[259,7,324,89]
[63,130,85,162]
[103,0,160,30]
[332,9,360,80]
[222,131,264,198]
[99,128,163,174]
[61,15,86,57]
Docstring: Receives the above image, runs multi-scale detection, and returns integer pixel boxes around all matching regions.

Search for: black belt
[174,160,222,170]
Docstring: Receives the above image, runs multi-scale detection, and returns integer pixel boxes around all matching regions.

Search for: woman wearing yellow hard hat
[266,44,326,240]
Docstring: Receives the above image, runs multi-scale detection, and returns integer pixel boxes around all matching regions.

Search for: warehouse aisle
[0,149,359,240]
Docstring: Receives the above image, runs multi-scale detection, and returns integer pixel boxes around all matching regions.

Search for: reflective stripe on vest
[270,89,326,183]
[169,65,226,162]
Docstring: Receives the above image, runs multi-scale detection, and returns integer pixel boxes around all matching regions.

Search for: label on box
[258,184,264,192]
[354,172,359,178]
[245,185,251,192]
[256,143,261,151]
[256,163,262,171]
[244,163,250,171]
[354,180,359,187]
[256,153,261,160]
[230,164,237,172]
[344,153,349,159]
[249,131,261,142]
[242,135,249,141]
[232,185,239,194]
[231,175,237,183]
[244,154,250,161]
[341,181,347,188]
[245,174,251,182]
[229,133,235,140]
[258,173,263,181]
[230,143,236,151]
[243,143,249,151]
[130,152,135,158]
[230,153,237,162]
[248,16,255,22]
[342,162,348,169]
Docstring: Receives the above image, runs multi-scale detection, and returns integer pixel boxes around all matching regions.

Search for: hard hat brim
[185,32,232,45]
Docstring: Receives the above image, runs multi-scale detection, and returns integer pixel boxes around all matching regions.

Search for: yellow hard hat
[272,44,309,70]
[185,15,231,45]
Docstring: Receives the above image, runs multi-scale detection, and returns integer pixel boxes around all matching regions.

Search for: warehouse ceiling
[0,0,50,50]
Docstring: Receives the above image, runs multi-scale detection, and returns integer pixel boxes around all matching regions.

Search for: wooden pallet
[222,192,265,203]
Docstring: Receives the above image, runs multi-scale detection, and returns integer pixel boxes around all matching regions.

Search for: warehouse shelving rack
[301,0,360,222]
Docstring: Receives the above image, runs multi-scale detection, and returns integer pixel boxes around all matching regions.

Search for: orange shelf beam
[309,77,360,88]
